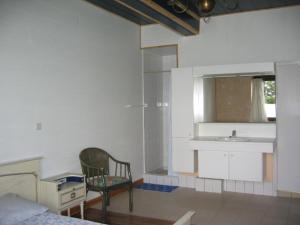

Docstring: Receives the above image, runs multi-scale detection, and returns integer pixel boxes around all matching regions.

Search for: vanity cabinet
[229,152,262,181]
[198,151,228,179]
[198,151,263,182]
[172,138,194,173]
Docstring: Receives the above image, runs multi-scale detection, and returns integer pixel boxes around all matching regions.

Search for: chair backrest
[173,211,195,225]
[79,148,110,177]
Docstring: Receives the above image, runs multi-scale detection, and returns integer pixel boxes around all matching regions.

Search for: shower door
[144,72,171,175]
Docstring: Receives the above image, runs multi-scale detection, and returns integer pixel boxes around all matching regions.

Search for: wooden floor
[75,208,174,225]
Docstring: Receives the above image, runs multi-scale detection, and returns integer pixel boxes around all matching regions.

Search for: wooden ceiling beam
[85,0,155,25]
[140,0,199,35]
[85,0,200,36]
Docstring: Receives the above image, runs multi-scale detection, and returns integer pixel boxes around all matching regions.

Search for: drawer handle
[71,192,76,199]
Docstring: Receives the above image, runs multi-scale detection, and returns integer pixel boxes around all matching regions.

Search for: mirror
[194,74,276,123]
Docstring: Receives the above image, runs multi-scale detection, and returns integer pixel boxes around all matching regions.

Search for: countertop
[191,136,276,143]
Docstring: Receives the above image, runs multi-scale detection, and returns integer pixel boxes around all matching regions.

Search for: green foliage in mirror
[264,80,276,104]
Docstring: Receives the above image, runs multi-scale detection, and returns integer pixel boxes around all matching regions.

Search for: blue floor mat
[135,183,178,192]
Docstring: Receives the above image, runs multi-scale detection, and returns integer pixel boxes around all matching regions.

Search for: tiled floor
[91,188,300,225]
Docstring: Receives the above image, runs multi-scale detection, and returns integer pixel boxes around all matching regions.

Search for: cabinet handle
[71,192,76,199]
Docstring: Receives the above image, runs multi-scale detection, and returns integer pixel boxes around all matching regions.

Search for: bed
[0,157,194,225]
[0,157,105,225]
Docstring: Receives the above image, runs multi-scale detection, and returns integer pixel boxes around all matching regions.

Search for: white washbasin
[215,137,249,142]
[190,136,275,153]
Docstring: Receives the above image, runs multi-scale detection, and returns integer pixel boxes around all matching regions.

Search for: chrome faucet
[231,130,237,138]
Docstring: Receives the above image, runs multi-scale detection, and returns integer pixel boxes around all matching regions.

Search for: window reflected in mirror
[194,75,276,123]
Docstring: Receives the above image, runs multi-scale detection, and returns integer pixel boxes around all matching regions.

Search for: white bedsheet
[16,211,105,225]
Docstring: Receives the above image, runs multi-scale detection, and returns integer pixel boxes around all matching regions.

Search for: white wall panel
[0,0,143,179]
[254,182,264,195]
[244,182,254,194]
[235,181,245,193]
[277,63,300,192]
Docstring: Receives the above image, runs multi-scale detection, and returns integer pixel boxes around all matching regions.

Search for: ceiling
[85,0,300,36]
[198,0,300,17]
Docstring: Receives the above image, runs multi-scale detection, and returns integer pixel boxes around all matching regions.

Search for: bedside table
[39,173,86,219]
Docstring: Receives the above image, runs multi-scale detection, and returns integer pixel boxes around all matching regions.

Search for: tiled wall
[144,173,276,196]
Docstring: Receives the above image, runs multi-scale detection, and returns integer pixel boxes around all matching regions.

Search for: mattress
[16,211,104,225]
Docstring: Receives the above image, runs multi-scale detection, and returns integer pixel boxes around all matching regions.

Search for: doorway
[143,45,178,175]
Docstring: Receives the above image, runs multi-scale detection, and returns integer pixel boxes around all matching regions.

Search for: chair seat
[87,176,130,189]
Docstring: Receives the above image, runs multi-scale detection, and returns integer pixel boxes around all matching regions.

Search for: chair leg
[129,185,133,212]
[106,191,110,206]
[84,201,87,219]
[101,191,107,223]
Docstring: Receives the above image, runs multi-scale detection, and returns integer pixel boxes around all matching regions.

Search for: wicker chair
[79,147,133,222]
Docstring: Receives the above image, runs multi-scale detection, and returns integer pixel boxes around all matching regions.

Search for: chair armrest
[109,156,132,180]
[110,156,130,166]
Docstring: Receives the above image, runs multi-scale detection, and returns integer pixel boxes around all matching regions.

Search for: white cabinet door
[171,68,194,138]
[172,138,194,173]
[229,152,263,182]
[198,151,229,179]
[277,63,300,192]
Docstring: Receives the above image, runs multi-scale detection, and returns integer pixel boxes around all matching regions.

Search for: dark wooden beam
[85,0,200,35]
[85,0,155,25]
[139,0,199,35]
[149,0,199,32]
[120,0,199,35]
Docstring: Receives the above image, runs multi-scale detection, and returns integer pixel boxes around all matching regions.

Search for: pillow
[0,193,48,225]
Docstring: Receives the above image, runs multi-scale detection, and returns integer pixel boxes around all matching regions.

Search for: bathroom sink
[190,136,275,153]
[215,137,250,142]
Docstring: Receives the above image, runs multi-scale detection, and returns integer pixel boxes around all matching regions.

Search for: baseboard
[63,178,144,216]
[277,190,300,198]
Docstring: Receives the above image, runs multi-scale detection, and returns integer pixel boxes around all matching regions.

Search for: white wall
[0,0,143,180]
[141,6,300,66]
[277,63,300,193]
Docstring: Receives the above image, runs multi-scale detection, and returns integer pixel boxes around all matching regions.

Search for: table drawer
[61,187,85,205]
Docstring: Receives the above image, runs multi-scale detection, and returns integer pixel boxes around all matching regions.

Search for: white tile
[205,179,222,193]
[156,175,164,185]
[204,179,212,192]
[244,182,254,194]
[149,175,157,184]
[195,178,205,192]
[143,174,150,183]
[170,176,179,186]
[186,176,195,188]
[235,181,245,193]
[212,180,223,193]
[226,180,236,192]
[263,182,273,196]
[223,180,228,191]
[178,175,186,187]
[163,176,172,185]
[254,182,264,195]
